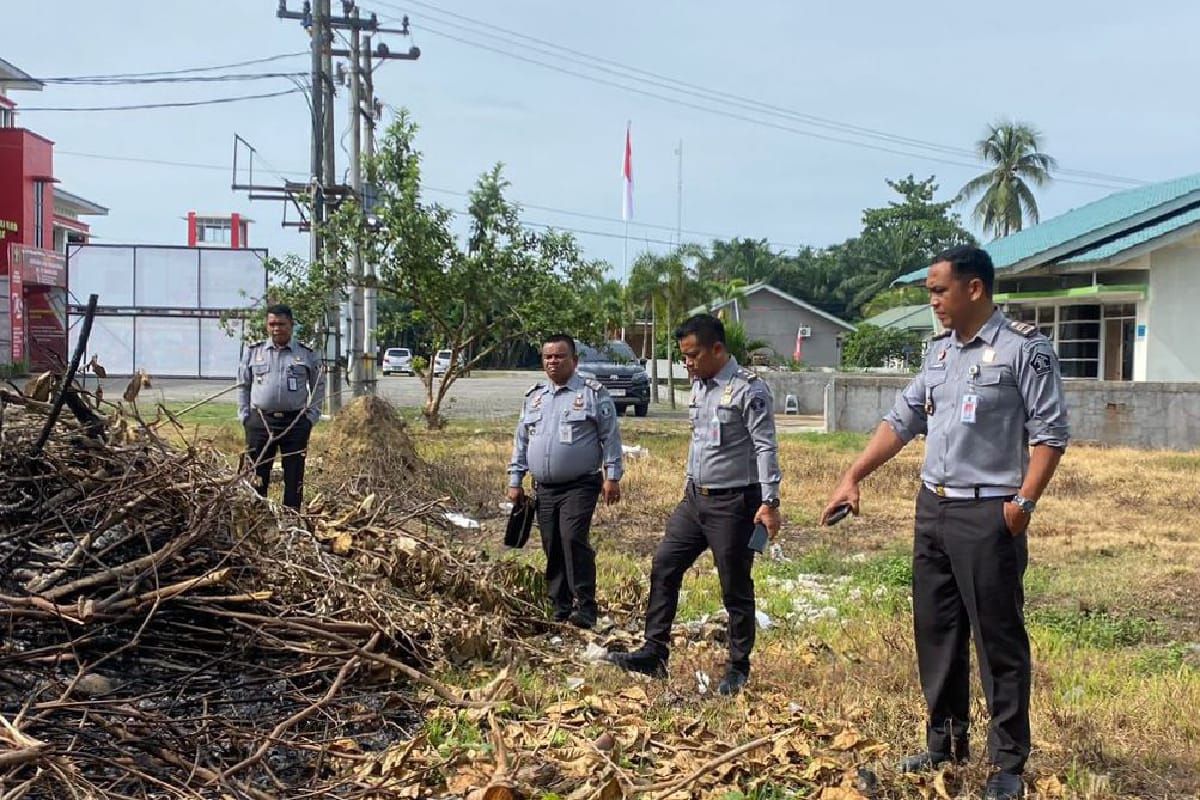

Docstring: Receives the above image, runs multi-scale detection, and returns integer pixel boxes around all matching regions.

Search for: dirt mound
[318,395,418,489]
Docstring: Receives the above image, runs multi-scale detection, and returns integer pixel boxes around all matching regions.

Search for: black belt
[691,482,755,496]
[254,408,301,420]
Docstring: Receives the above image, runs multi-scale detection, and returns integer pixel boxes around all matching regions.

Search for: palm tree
[958,121,1056,239]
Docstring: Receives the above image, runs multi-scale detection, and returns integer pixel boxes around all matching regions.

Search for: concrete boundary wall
[762,371,1200,451]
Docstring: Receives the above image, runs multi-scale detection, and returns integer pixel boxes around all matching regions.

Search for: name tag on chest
[960,393,978,424]
[559,424,574,444]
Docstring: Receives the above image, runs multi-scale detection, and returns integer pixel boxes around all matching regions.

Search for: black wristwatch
[762,497,780,509]
[1011,495,1036,514]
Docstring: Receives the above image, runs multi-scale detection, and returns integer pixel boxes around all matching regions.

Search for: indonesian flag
[622,122,633,222]
[793,326,804,363]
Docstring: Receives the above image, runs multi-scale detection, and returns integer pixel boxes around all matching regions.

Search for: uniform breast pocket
[688,404,700,434]
[924,369,948,411]
[973,367,1015,407]
[523,409,543,434]
[251,363,271,382]
[716,405,740,425]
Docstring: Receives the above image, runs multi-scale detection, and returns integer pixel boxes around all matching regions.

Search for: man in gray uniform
[822,245,1068,800]
[237,304,325,509]
[608,314,781,696]
[508,334,623,629]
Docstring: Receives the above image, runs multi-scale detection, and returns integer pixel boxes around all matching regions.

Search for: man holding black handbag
[507,334,623,629]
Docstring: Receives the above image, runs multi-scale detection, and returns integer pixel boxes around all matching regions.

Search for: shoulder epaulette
[736,367,759,382]
[930,329,952,341]
[525,382,544,396]
[584,377,604,392]
[1008,320,1037,337]
[297,340,316,350]
[247,340,265,348]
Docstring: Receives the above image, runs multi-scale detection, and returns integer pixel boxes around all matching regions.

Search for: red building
[0,57,107,371]
[187,212,252,248]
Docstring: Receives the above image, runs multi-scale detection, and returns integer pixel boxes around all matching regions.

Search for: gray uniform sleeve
[595,387,624,481]
[744,379,781,500]
[237,348,253,423]
[1018,338,1069,449]
[884,362,929,443]
[507,396,531,488]
[306,349,325,424]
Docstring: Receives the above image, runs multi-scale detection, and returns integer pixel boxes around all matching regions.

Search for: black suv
[575,340,651,416]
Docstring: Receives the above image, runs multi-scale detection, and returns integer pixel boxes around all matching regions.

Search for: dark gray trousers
[535,473,602,617]
[644,482,760,671]
[913,486,1031,773]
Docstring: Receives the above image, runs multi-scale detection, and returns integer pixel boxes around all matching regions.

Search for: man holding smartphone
[608,314,781,696]
[821,246,1068,800]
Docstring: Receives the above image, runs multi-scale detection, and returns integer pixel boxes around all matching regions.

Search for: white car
[382,347,413,376]
[432,349,466,376]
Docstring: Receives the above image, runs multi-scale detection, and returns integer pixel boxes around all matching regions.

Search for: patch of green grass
[1131,643,1191,676]
[1030,608,1165,650]
[423,711,488,757]
[1158,454,1200,472]
[160,400,241,430]
[851,551,913,589]
[791,431,869,452]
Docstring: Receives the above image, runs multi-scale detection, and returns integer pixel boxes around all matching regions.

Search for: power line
[377,1,1146,189]
[53,147,807,248]
[33,52,309,81]
[20,88,306,112]
[37,71,309,86]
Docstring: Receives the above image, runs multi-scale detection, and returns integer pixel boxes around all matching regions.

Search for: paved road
[90,373,824,430]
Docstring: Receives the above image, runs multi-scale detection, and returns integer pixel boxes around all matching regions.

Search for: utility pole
[360,33,378,396]
[347,4,366,396]
[270,1,418,404]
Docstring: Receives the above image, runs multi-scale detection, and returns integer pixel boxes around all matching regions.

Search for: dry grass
[160,405,1200,797]
[415,418,1200,798]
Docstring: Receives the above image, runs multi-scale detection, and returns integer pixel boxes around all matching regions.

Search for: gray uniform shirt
[508,372,623,486]
[687,357,782,501]
[884,308,1069,488]
[237,338,325,424]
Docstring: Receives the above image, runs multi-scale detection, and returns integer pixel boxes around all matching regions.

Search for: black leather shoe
[568,609,596,630]
[605,648,668,679]
[984,772,1023,800]
[897,751,968,773]
[717,667,750,696]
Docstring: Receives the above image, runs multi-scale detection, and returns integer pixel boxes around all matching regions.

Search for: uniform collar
[953,307,1005,348]
[549,371,583,393]
[268,337,295,351]
[706,356,739,387]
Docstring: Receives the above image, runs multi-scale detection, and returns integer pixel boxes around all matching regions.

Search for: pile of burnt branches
[0,388,546,798]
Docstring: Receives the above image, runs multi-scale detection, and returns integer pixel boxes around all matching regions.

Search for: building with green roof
[895,173,1200,381]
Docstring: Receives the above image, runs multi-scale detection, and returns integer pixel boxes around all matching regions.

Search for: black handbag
[503,494,537,548]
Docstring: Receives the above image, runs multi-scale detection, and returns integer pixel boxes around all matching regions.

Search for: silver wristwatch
[1011,495,1036,514]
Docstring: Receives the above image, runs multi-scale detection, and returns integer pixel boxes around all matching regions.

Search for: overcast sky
[6,0,1199,278]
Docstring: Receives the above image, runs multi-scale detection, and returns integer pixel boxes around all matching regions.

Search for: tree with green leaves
[840,324,924,369]
[322,112,604,427]
[958,121,1057,239]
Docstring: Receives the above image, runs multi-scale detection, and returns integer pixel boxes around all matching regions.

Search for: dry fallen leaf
[24,372,54,402]
[87,354,107,378]
[818,788,868,800]
[331,531,354,555]
[1035,774,1065,798]
[932,768,952,800]
[830,729,864,751]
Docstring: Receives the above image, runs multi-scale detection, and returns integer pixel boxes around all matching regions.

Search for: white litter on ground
[621,444,649,458]
[442,512,481,529]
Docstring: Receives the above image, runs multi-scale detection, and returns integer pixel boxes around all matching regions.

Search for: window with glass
[33,181,44,248]
[1008,302,1136,380]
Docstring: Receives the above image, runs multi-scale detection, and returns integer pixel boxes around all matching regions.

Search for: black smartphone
[748,522,769,553]
[824,503,853,526]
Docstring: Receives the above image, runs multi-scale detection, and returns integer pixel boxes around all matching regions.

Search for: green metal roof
[894,171,1200,284]
[1061,206,1200,264]
[863,303,935,332]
